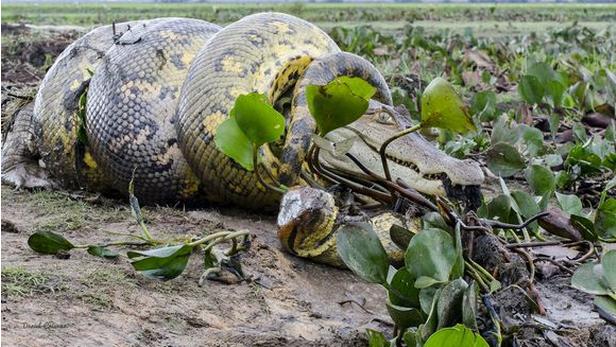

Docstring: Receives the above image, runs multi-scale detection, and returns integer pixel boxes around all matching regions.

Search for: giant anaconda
[2,13,484,265]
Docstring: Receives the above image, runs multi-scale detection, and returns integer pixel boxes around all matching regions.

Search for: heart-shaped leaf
[486,142,525,177]
[405,228,456,285]
[555,192,583,216]
[128,244,193,281]
[594,296,616,318]
[87,246,119,259]
[424,324,489,347]
[388,267,421,308]
[519,75,544,105]
[366,329,389,347]
[571,262,611,295]
[307,76,376,136]
[436,278,468,329]
[470,90,497,122]
[525,165,555,196]
[28,231,75,255]
[462,281,479,331]
[421,77,476,134]
[232,93,285,146]
[571,214,598,242]
[602,250,616,291]
[336,223,389,285]
[596,198,616,238]
[386,299,425,330]
[214,117,254,171]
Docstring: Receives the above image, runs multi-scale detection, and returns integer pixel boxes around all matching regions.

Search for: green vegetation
[2,3,615,37]
[1,266,64,297]
[27,180,251,282]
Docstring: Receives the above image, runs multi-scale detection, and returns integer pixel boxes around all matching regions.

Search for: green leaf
[338,76,377,100]
[419,286,439,315]
[482,194,512,222]
[418,288,441,342]
[27,231,75,255]
[214,117,254,171]
[405,228,456,284]
[519,125,545,157]
[511,190,541,218]
[127,244,193,281]
[462,281,479,331]
[366,329,389,347]
[421,77,475,134]
[571,262,611,295]
[389,224,415,251]
[403,330,418,347]
[486,142,525,177]
[491,116,521,145]
[555,192,583,216]
[307,76,375,136]
[386,299,425,330]
[594,296,616,318]
[527,61,555,85]
[336,223,389,285]
[571,215,598,242]
[525,165,555,196]
[546,80,566,107]
[572,122,588,143]
[87,246,119,259]
[451,223,465,280]
[519,75,545,105]
[470,90,497,122]
[602,250,616,291]
[415,276,446,289]
[565,144,603,176]
[596,198,616,238]
[424,324,489,347]
[436,278,468,329]
[389,267,421,308]
[232,93,285,146]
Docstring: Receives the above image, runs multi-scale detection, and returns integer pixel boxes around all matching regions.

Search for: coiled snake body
[2,13,484,265]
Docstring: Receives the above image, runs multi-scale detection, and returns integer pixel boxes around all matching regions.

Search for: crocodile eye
[376,111,394,124]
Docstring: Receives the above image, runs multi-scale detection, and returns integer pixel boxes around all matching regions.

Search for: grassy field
[2,2,616,36]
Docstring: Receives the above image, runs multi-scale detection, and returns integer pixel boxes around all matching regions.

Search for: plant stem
[252,144,286,194]
[188,230,250,248]
[379,124,422,181]
[138,221,155,242]
[74,240,152,249]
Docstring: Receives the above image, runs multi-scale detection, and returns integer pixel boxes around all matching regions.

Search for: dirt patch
[1,187,394,346]
[1,24,81,84]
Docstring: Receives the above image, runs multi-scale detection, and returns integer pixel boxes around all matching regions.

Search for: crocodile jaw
[319,113,484,197]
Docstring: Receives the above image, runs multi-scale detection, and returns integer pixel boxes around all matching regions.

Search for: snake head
[277,187,341,261]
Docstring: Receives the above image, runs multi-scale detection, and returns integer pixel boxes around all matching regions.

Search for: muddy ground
[1,25,615,347]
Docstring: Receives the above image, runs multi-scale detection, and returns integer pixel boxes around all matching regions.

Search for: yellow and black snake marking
[2,13,485,266]
[86,18,220,202]
[175,12,341,208]
[32,20,149,190]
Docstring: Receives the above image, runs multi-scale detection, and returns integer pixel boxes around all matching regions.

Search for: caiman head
[318,105,485,205]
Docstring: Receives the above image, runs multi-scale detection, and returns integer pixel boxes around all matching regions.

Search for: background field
[2,2,616,36]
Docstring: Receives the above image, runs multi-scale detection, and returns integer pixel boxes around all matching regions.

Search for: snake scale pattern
[2,13,485,265]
